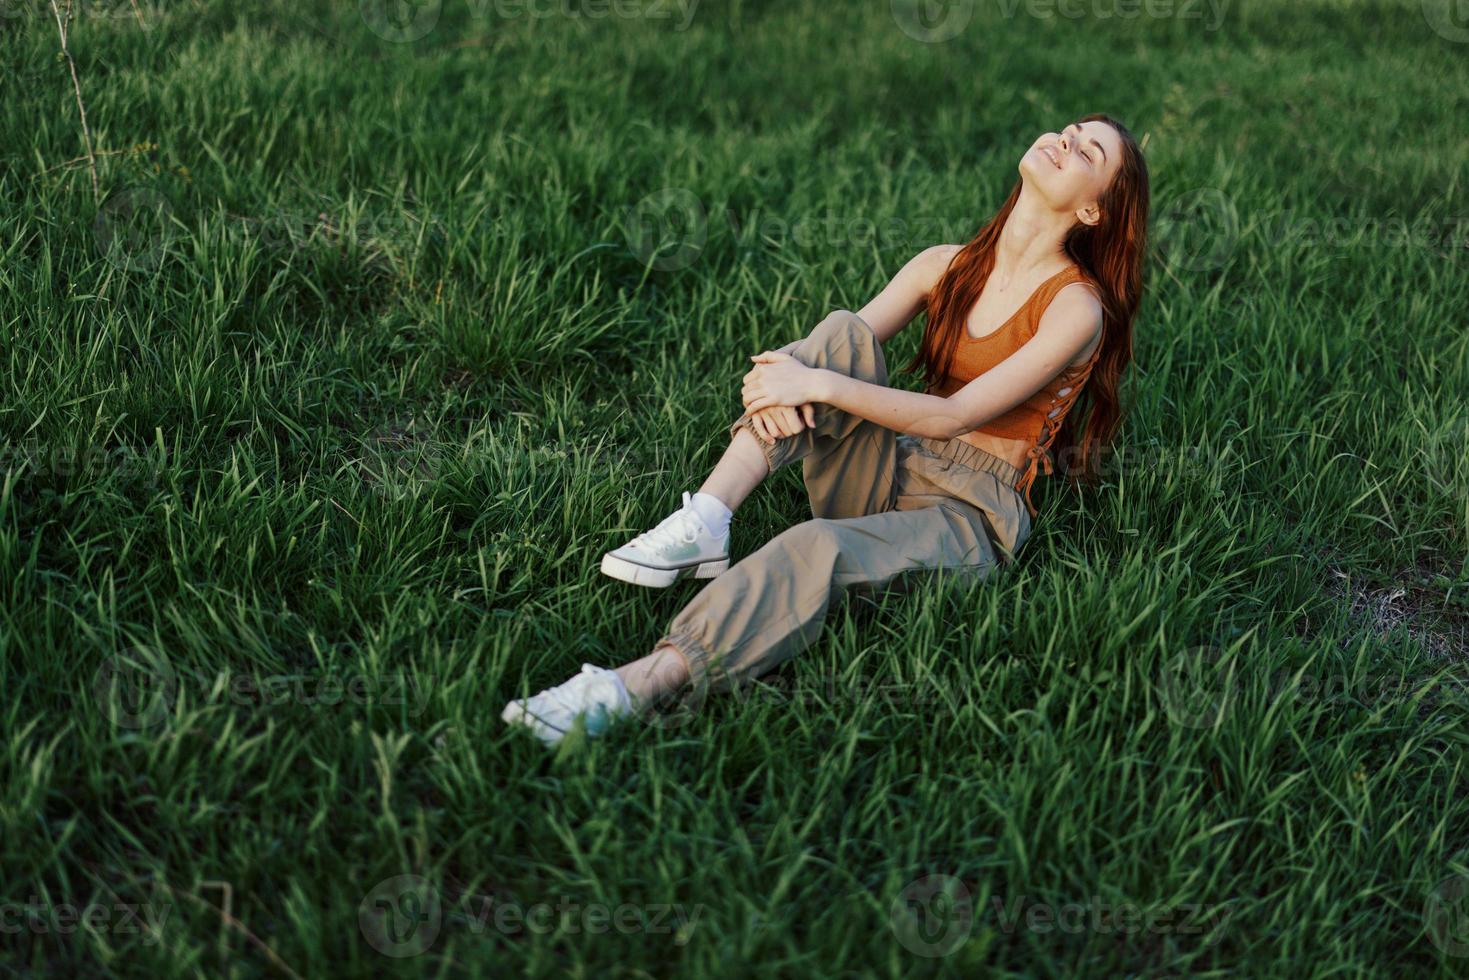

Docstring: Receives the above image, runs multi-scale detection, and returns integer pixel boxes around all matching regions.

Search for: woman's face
[1019,120,1125,224]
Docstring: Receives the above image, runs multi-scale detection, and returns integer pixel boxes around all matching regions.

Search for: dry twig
[47,0,100,201]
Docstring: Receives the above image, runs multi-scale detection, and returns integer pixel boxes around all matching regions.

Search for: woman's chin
[1017,155,1050,185]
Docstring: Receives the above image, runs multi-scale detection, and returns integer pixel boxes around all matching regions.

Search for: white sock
[689,491,732,538]
[590,664,633,714]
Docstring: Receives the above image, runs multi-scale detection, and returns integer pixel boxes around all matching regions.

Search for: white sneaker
[600,491,730,588]
[500,663,634,746]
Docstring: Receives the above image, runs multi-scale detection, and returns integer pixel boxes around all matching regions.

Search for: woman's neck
[990,189,1074,287]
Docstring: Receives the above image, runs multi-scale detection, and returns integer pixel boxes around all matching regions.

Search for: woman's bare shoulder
[913,243,965,295]
[928,242,964,269]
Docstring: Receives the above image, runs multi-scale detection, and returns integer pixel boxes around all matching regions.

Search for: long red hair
[899,113,1150,501]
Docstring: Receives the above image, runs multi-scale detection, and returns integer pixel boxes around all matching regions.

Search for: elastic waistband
[916,436,1024,487]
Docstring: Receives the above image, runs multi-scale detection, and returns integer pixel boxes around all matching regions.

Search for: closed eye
[1067,123,1097,166]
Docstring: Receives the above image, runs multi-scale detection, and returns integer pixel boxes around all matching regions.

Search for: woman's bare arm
[810,282,1104,439]
[854,243,961,344]
[750,244,961,440]
[766,243,959,355]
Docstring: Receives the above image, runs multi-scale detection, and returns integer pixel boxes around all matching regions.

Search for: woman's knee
[803,310,885,380]
[758,518,844,568]
[810,309,873,346]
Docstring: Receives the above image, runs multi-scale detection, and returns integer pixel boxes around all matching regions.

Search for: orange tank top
[927,264,1102,518]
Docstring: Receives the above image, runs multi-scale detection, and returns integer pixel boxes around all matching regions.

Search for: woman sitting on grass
[503,113,1150,746]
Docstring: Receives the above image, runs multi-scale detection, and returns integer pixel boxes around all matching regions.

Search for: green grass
[2,0,1468,975]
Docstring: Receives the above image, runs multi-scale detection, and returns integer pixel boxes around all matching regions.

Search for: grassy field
[3,0,1468,975]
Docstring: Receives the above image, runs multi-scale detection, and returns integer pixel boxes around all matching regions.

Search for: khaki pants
[654,309,1034,696]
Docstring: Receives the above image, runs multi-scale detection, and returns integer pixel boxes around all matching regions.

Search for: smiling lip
[1041,145,1061,169]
